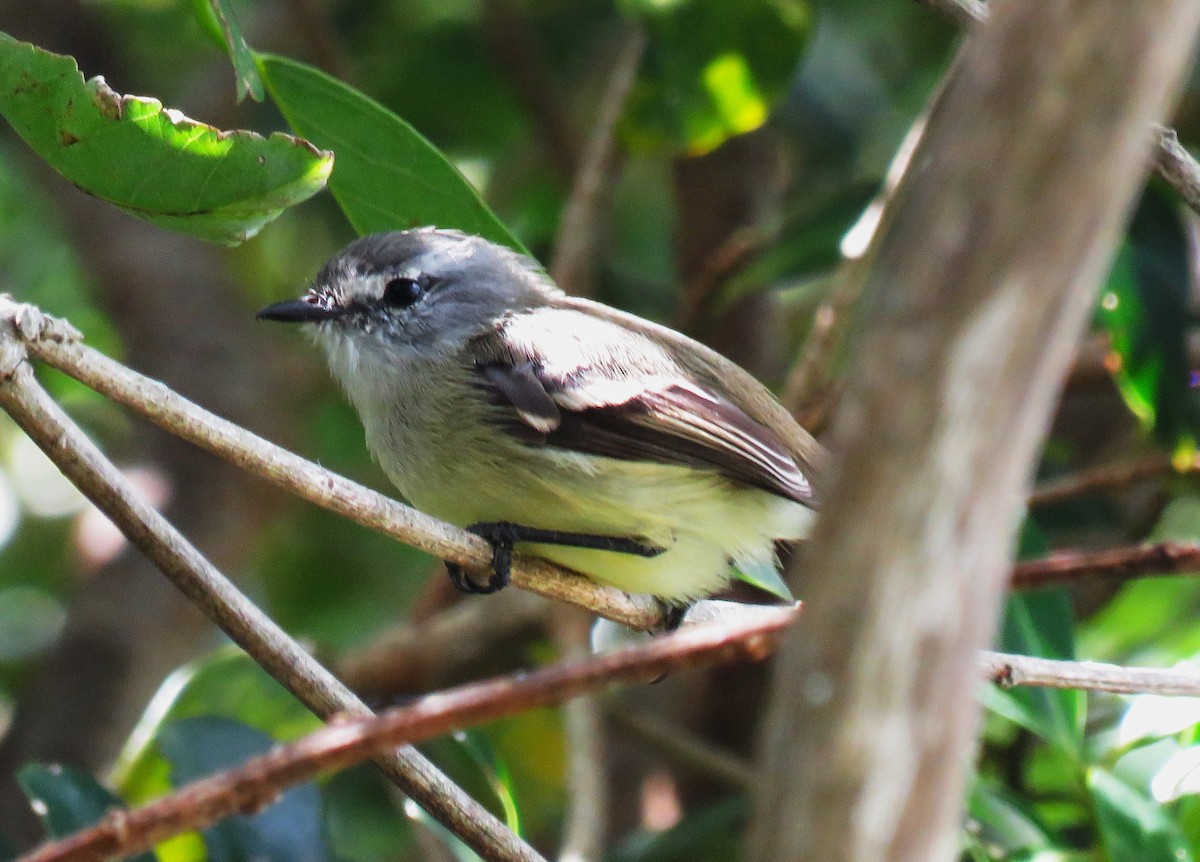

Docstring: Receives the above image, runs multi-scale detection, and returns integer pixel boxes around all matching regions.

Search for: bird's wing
[468,313,814,505]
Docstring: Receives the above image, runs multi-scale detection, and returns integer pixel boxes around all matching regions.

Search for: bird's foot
[445,521,666,595]
[655,598,689,633]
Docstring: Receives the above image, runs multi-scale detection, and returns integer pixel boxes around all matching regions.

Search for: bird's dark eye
[382,276,424,308]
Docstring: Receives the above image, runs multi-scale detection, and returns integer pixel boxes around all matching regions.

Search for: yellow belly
[401,449,812,601]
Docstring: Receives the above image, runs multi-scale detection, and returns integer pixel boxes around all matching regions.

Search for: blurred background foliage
[3,0,1200,860]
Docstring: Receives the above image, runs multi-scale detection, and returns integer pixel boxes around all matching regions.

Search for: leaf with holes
[0,34,330,245]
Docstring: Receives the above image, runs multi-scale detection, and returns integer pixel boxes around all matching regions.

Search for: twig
[781,273,854,415]
[0,310,545,862]
[1011,541,1200,590]
[0,296,667,632]
[1155,125,1200,216]
[604,706,756,790]
[781,82,934,415]
[338,590,550,700]
[981,651,1200,696]
[1028,453,1176,507]
[552,607,608,862]
[550,26,647,297]
[15,608,798,862]
[912,0,1200,222]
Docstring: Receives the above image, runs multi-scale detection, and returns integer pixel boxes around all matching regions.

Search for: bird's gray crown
[316,228,553,306]
[290,228,562,355]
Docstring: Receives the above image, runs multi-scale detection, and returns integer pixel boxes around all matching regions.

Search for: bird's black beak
[256,298,343,323]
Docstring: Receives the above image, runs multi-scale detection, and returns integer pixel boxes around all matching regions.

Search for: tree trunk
[746,3,1200,862]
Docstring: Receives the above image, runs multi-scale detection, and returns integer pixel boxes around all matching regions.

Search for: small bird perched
[258,228,823,607]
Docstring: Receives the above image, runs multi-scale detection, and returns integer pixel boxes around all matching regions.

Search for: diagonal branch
[0,309,547,862]
[1011,541,1200,591]
[0,296,669,632]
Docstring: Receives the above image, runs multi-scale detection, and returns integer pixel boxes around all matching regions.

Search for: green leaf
[418,733,516,831]
[1089,767,1194,862]
[967,779,1054,857]
[621,0,809,155]
[986,589,1085,757]
[258,54,524,252]
[157,716,333,862]
[1098,182,1199,459]
[0,33,331,246]
[734,557,794,601]
[114,646,321,802]
[196,0,265,102]
[17,764,157,862]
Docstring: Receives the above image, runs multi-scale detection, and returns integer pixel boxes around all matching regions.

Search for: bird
[257,228,823,610]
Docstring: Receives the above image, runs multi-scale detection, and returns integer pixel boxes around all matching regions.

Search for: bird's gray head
[257,228,559,365]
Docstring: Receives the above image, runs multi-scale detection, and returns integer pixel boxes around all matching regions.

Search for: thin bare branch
[0,309,546,862]
[550,26,647,297]
[0,296,666,632]
[981,651,1200,696]
[1155,125,1200,215]
[781,76,939,415]
[1011,541,1200,590]
[16,608,797,862]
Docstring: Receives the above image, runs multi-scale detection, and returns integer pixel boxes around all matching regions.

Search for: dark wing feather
[473,359,814,505]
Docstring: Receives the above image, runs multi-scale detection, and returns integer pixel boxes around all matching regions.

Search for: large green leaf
[1089,768,1194,862]
[621,0,809,155]
[258,54,523,251]
[17,764,157,862]
[1098,182,1200,458]
[0,33,330,245]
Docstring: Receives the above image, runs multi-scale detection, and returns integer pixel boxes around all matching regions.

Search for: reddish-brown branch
[16,608,798,862]
[1011,541,1200,590]
[1028,453,1176,507]
[25,591,1200,862]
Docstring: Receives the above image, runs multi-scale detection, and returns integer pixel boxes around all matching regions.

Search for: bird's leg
[655,599,689,632]
[445,521,666,595]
